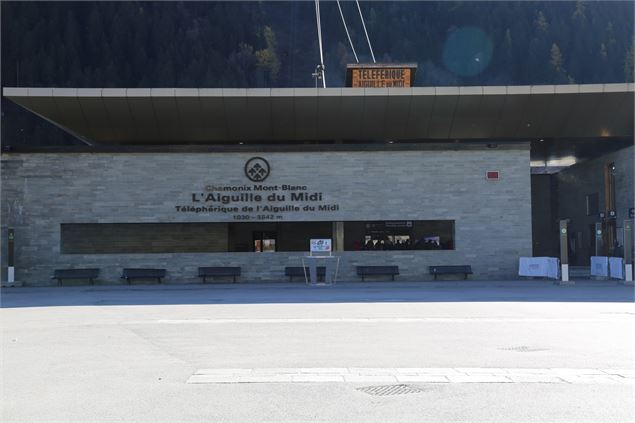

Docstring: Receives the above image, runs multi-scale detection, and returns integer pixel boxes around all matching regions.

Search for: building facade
[1,83,633,285]
[1,144,531,284]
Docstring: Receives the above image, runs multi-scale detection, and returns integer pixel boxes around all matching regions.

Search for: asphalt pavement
[2,281,634,422]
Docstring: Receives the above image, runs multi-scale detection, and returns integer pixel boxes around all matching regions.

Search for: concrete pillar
[7,228,15,286]
[594,222,604,257]
[332,222,344,252]
[624,219,633,284]
[557,220,573,285]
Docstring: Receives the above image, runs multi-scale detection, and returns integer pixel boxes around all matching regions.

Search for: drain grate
[356,384,424,396]
[499,346,548,352]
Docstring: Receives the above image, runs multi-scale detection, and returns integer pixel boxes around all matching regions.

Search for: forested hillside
[2,1,634,145]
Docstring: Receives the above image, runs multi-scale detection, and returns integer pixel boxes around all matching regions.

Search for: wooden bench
[356,265,399,281]
[285,266,326,282]
[52,268,99,286]
[429,265,473,280]
[121,268,166,284]
[198,267,241,283]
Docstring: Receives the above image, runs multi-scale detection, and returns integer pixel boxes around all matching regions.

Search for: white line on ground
[186,368,635,384]
[154,317,630,324]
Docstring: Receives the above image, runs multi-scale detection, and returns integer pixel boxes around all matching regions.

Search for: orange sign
[351,68,412,88]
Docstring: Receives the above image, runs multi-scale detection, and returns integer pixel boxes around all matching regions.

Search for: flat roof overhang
[2,84,634,145]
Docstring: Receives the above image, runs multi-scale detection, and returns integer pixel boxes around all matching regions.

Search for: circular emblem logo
[244,157,270,182]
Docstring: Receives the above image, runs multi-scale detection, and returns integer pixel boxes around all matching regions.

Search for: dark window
[61,223,228,254]
[62,220,456,254]
[344,220,455,250]
[227,222,332,252]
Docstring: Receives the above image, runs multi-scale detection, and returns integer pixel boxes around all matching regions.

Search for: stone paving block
[506,375,566,383]
[187,375,240,384]
[236,374,295,383]
[557,375,623,384]
[600,369,635,377]
[292,374,345,382]
[500,368,551,375]
[550,368,609,376]
[299,368,349,374]
[456,368,505,374]
[348,367,397,375]
[395,368,462,375]
[252,368,302,374]
[195,368,253,375]
[395,375,449,383]
[447,375,513,383]
[344,375,398,383]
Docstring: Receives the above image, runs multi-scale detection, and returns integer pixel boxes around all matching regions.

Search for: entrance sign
[304,239,338,285]
[346,63,417,88]
[310,239,332,253]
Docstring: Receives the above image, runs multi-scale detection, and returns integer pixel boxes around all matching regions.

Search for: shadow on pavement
[1,280,634,308]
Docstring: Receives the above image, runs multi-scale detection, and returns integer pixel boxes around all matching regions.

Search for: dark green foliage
[1,1,633,146]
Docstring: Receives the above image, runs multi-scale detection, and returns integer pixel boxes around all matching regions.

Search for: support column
[332,222,344,252]
[594,222,604,256]
[7,228,15,286]
[624,219,633,285]
[557,220,573,285]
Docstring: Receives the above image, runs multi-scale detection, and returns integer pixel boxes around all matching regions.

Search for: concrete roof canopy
[2,84,634,144]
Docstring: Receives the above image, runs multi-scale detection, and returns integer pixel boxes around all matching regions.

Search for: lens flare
[442,27,493,77]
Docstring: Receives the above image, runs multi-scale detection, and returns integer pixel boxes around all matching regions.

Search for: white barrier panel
[518,257,560,279]
[590,256,609,277]
[609,257,624,280]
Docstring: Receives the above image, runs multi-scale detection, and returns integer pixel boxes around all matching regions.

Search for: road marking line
[155,317,628,324]
[187,367,635,384]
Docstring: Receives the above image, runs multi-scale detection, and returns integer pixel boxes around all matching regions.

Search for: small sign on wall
[486,171,500,181]
[310,239,332,253]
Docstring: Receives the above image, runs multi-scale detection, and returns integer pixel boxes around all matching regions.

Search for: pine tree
[550,43,564,72]
[255,26,280,86]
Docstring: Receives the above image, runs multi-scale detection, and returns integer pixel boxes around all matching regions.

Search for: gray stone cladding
[1,145,532,285]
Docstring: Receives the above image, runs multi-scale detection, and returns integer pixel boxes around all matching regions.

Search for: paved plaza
[2,281,634,422]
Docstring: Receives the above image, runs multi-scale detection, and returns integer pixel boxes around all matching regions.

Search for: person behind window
[385,238,394,250]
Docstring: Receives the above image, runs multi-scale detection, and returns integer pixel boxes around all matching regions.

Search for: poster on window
[310,239,332,253]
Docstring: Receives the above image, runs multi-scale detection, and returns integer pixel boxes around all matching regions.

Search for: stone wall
[1,145,532,284]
